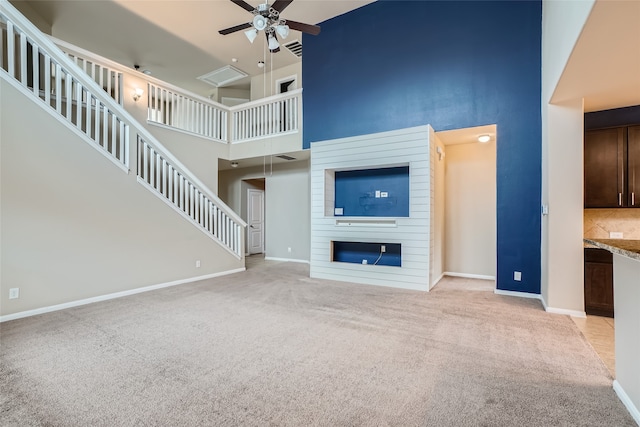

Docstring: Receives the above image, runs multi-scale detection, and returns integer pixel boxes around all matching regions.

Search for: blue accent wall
[335,166,410,217]
[304,1,542,293]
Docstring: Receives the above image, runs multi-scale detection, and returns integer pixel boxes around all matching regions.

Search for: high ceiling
[13,0,375,97]
[11,0,639,112]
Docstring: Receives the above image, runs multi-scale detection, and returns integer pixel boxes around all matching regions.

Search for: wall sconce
[132,88,144,102]
[231,161,239,168]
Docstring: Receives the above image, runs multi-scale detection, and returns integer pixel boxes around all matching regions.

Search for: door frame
[247,188,265,255]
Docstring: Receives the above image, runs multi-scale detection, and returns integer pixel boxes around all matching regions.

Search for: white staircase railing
[52,37,125,105]
[147,82,228,142]
[0,17,129,170]
[230,89,302,143]
[46,36,302,146]
[137,137,242,255]
[0,1,246,258]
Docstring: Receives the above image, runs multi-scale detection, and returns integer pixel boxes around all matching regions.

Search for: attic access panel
[197,65,248,87]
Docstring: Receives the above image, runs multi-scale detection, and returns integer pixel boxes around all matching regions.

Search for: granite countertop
[583,238,640,261]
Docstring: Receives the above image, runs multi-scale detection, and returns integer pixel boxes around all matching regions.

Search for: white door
[248,189,265,254]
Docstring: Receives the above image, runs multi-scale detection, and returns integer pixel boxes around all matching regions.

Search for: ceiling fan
[219,0,321,53]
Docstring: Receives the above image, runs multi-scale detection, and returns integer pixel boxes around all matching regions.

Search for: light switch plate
[380,192,388,198]
[334,207,344,216]
[610,232,623,239]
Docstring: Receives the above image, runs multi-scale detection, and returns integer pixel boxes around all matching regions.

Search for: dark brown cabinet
[584,126,640,208]
[584,248,614,317]
[628,126,640,207]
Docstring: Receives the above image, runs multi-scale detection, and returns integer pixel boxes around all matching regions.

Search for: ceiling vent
[275,154,296,161]
[283,40,302,58]
[197,65,248,87]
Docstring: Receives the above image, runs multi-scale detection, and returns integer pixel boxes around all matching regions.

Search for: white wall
[218,160,310,262]
[541,0,594,314]
[444,141,497,278]
[0,78,243,317]
[613,254,640,424]
[431,131,446,286]
[310,126,432,291]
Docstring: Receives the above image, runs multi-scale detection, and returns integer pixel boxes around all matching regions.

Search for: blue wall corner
[303,0,542,293]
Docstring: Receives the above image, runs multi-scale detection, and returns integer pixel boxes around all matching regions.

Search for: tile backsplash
[584,209,640,239]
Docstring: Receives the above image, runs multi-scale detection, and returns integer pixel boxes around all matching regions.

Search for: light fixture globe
[478,134,491,143]
[253,14,267,31]
[268,33,280,51]
[244,29,258,43]
[276,24,290,39]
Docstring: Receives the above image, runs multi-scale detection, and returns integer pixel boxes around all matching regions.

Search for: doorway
[275,75,297,94]
[436,124,497,281]
[244,179,265,255]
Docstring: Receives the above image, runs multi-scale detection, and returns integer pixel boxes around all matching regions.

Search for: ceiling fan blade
[219,22,253,35]
[271,0,293,13]
[230,0,255,12]
[285,20,321,36]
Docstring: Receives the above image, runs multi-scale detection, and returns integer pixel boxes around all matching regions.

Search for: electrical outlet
[9,288,19,299]
[514,271,522,281]
[381,245,386,253]
[380,192,388,198]
[362,259,368,265]
[288,247,292,253]
[610,232,623,239]
[195,260,201,268]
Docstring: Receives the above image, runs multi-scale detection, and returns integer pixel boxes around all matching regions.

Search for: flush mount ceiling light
[478,135,491,143]
[219,1,321,53]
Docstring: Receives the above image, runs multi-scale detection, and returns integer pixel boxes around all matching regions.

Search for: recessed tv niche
[334,166,409,217]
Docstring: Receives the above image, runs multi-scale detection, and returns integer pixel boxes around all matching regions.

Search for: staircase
[0,1,246,258]
[0,1,285,319]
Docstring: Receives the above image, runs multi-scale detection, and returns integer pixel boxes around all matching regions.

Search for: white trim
[275,74,297,94]
[146,120,227,145]
[538,295,587,317]
[544,306,587,318]
[0,268,246,323]
[431,273,445,288]
[495,289,542,300]
[231,129,299,145]
[613,380,640,425]
[444,272,496,281]
[265,257,310,264]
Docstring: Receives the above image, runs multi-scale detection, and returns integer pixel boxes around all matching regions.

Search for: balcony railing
[48,37,302,146]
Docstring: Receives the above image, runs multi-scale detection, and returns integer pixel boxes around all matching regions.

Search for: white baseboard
[444,272,496,281]
[539,295,586,318]
[265,257,310,264]
[0,268,245,323]
[613,380,640,425]
[494,289,542,300]
[431,273,445,289]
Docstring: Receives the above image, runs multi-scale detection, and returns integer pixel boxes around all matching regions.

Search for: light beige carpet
[0,261,635,426]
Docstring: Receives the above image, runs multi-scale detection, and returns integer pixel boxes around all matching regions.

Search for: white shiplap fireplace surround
[310,125,441,291]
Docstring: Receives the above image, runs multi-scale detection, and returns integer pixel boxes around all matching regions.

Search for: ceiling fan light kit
[220,0,321,53]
